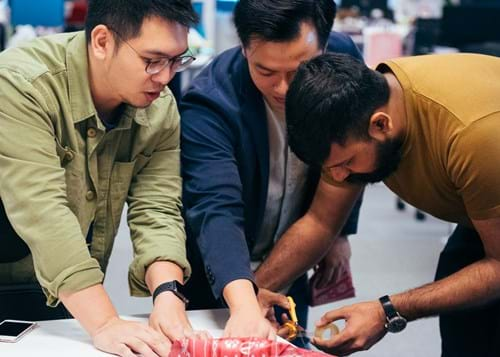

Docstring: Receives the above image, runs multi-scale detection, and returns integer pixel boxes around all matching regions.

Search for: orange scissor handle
[282,321,299,341]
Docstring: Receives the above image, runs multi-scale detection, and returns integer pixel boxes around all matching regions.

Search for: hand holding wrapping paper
[169,337,333,357]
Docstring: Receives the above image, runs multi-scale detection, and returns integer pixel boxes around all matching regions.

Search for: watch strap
[153,280,189,305]
[379,295,398,320]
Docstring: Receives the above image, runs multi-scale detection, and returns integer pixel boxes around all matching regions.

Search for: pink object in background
[363,27,403,67]
[170,337,331,357]
[309,265,355,307]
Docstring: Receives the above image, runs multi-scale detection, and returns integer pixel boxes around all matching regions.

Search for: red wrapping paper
[170,337,330,357]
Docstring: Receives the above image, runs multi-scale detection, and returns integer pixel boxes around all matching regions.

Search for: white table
[0,309,229,356]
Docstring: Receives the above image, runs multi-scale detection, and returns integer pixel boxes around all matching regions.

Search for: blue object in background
[193,2,205,37]
[9,0,65,27]
[217,0,237,12]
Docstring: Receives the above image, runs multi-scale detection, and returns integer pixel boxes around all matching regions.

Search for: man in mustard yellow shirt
[284,53,500,356]
[0,0,199,355]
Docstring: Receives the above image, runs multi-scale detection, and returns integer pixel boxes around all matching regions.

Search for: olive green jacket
[0,32,190,306]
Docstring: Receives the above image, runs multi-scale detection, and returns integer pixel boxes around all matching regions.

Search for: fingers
[311,324,354,356]
[116,343,138,357]
[265,307,280,329]
[159,323,185,341]
[275,294,291,310]
[276,323,291,339]
[311,335,344,356]
[135,326,171,356]
[93,319,172,357]
[123,336,159,357]
[184,328,211,340]
[258,288,290,310]
[312,330,367,357]
[192,330,211,340]
[316,308,345,327]
[224,313,276,339]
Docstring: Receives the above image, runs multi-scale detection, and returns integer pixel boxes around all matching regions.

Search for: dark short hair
[85,0,199,43]
[286,53,390,166]
[233,0,336,49]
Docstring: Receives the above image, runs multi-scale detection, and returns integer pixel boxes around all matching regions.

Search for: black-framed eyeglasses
[111,29,196,74]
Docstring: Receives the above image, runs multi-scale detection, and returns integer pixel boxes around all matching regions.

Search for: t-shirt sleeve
[448,113,500,220]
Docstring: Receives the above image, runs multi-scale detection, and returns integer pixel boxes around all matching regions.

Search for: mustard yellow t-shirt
[326,53,500,226]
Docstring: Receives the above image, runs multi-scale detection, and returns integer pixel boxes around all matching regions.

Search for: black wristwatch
[379,295,407,333]
[152,280,189,305]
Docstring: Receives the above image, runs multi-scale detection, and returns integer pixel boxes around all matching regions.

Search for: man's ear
[89,25,115,60]
[241,45,247,58]
[368,111,393,141]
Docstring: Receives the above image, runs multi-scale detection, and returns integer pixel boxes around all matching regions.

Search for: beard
[346,137,404,184]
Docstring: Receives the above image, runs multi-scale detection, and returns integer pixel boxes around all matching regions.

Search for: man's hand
[145,261,209,341]
[92,316,171,357]
[223,280,285,339]
[60,284,173,356]
[311,301,387,356]
[149,292,210,341]
[314,235,351,288]
[224,303,277,339]
[257,288,290,329]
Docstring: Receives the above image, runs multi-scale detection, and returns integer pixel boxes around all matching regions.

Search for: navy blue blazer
[180,32,363,306]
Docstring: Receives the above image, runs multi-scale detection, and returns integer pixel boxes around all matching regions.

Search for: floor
[104,183,451,356]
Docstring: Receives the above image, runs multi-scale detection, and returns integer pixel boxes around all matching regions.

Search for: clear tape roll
[314,323,340,340]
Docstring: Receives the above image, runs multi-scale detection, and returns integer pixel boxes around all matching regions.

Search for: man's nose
[330,166,350,182]
[274,77,289,96]
[152,65,174,86]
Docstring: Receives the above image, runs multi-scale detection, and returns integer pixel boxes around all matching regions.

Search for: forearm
[392,257,500,321]
[223,279,260,312]
[146,261,189,330]
[59,284,118,336]
[145,260,185,293]
[255,181,362,291]
[255,214,334,291]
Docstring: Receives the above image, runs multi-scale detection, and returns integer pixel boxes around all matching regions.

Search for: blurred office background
[1,0,499,355]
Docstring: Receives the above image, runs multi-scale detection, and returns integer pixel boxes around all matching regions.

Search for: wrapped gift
[170,337,330,357]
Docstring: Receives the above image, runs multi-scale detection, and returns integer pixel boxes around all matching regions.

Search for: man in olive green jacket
[0,1,199,355]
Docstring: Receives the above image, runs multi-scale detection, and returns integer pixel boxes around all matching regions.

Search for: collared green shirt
[0,31,190,306]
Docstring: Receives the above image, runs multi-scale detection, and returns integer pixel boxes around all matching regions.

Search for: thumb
[317,308,346,327]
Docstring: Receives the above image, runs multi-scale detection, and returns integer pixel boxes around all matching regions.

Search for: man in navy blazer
[180,0,363,340]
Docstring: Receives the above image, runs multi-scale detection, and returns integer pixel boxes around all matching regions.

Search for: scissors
[280,296,340,342]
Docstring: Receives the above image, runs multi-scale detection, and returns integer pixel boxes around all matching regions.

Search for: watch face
[387,316,407,333]
[175,280,186,295]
